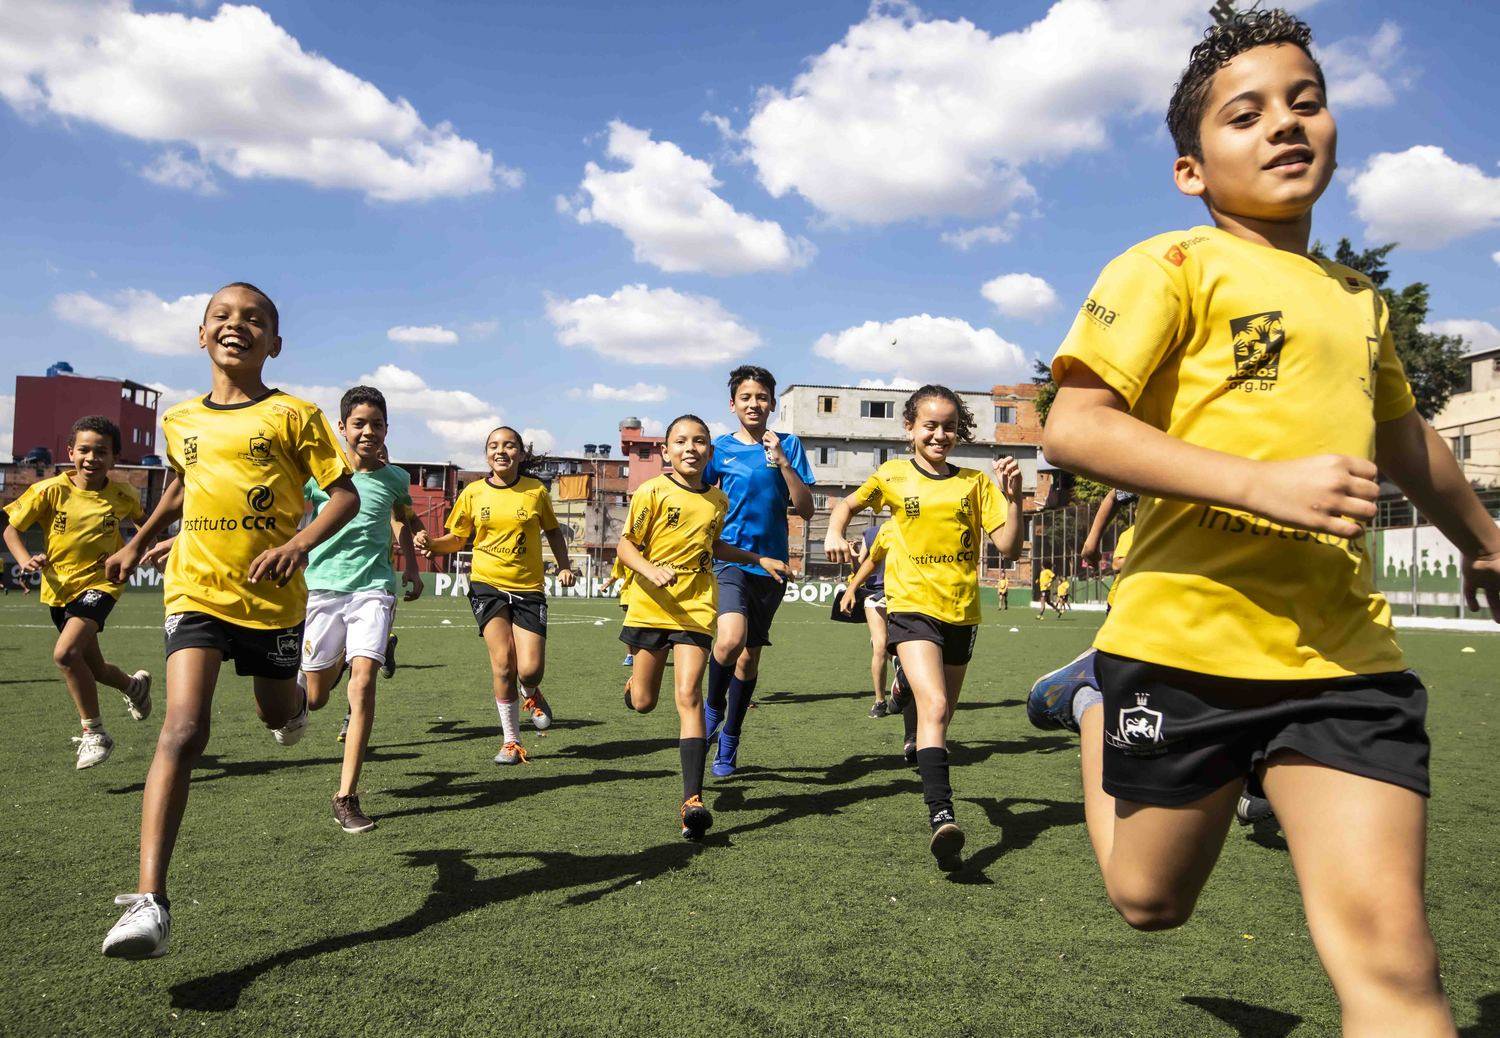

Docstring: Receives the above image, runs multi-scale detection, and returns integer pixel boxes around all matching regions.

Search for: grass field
[2,592,1497,1037]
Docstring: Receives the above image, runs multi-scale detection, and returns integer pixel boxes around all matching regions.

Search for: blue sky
[2,0,1497,467]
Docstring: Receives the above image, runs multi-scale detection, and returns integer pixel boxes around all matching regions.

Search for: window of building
[860,399,894,419]
[994,405,1016,424]
[1452,434,1472,462]
[813,493,830,510]
[875,446,895,464]
[817,395,837,414]
[1457,364,1474,395]
[815,446,838,466]
[638,445,653,459]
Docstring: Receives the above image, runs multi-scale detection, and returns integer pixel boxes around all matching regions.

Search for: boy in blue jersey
[701,365,816,776]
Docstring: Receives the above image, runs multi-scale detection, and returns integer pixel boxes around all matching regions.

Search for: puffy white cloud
[980,273,1059,321]
[638,417,666,437]
[941,221,1018,251]
[0,395,13,460]
[814,314,1029,388]
[1491,251,1500,267]
[741,0,1200,225]
[0,0,512,202]
[1347,146,1500,249]
[387,325,459,345]
[1423,319,1500,352]
[546,285,761,367]
[856,377,921,389]
[52,288,209,355]
[520,428,556,455]
[565,121,814,275]
[568,382,671,403]
[1317,23,1408,110]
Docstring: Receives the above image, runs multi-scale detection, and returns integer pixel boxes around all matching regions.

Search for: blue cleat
[1026,649,1099,733]
[711,733,739,777]
[703,702,724,745]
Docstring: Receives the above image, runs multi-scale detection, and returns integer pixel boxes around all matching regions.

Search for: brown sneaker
[333,793,376,834]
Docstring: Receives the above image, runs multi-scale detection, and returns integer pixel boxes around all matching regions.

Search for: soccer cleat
[122,670,152,721]
[903,738,917,766]
[524,693,553,731]
[73,728,114,769]
[888,663,912,715]
[621,654,633,667]
[680,795,713,840]
[929,814,965,872]
[272,694,310,746]
[494,741,529,765]
[333,793,376,833]
[711,733,739,778]
[869,700,889,719]
[381,635,397,680]
[623,676,636,712]
[1026,649,1099,734]
[102,893,170,959]
[1235,792,1276,827]
[703,702,724,744]
[337,712,350,743]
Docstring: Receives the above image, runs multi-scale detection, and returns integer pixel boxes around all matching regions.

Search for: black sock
[916,747,953,824]
[680,738,706,800]
[902,697,918,742]
[724,677,757,737]
[706,657,732,712]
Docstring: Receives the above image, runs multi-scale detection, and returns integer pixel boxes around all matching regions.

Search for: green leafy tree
[1031,359,1109,504]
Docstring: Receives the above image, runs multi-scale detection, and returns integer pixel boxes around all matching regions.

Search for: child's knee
[519,665,544,688]
[52,641,83,670]
[158,717,210,759]
[1107,881,1197,932]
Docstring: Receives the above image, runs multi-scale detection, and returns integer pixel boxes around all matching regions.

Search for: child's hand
[555,566,577,588]
[1080,541,1102,569]
[645,564,677,588]
[760,557,792,582]
[20,552,48,573]
[762,430,785,467]
[824,533,854,565]
[1463,553,1500,621]
[141,539,174,571]
[1248,455,1379,539]
[103,546,137,583]
[993,456,1022,500]
[412,531,432,557]
[248,543,308,586]
[402,568,424,602]
[838,587,857,614]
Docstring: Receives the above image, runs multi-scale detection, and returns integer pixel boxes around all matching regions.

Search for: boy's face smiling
[199,285,281,374]
[340,404,387,466]
[665,422,712,481]
[67,430,115,488]
[1174,43,1335,225]
[731,380,773,433]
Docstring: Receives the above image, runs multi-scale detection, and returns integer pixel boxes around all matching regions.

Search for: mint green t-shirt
[304,464,413,594]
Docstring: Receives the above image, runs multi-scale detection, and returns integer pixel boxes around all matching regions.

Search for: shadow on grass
[1245,818,1288,852]
[169,841,706,1012]
[953,697,1025,713]
[754,689,869,705]
[952,795,1085,884]
[1462,992,1500,1037]
[551,736,679,761]
[105,749,424,795]
[1182,996,1302,1037]
[0,677,51,686]
[378,765,675,820]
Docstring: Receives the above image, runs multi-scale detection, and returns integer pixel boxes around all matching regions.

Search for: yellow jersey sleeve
[298,407,349,489]
[446,485,475,540]
[625,483,657,546]
[850,468,892,514]
[1053,251,1185,407]
[975,471,1005,532]
[1373,326,1416,422]
[3,480,51,531]
[869,523,893,563]
[535,488,559,533]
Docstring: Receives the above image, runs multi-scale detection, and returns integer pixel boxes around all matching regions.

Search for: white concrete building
[1431,345,1500,489]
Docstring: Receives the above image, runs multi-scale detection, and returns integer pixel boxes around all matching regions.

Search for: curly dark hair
[1166,8,1323,158]
[727,365,776,399]
[69,415,121,454]
[902,385,976,444]
[339,385,387,422]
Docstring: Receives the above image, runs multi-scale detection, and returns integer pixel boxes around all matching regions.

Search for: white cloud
[1491,251,1500,267]
[0,0,513,202]
[981,273,1059,321]
[856,376,921,389]
[465,319,500,339]
[1347,146,1500,249]
[638,417,666,436]
[1423,319,1500,352]
[941,221,1018,251]
[1317,23,1408,110]
[387,324,459,345]
[568,382,671,403]
[52,288,208,355]
[814,314,1029,388]
[546,284,761,367]
[707,421,733,439]
[0,395,13,460]
[741,0,1200,225]
[521,428,556,455]
[564,121,814,275]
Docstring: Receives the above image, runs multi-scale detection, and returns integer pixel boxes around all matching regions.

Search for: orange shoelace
[681,794,704,818]
[502,741,530,763]
[524,696,545,717]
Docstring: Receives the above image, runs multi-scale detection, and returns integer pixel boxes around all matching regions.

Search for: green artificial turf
[1,593,1496,1037]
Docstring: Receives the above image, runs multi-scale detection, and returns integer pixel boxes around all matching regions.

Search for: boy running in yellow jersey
[827,386,1023,870]
[1036,566,1061,619]
[2,416,152,768]
[618,415,789,840]
[416,426,575,764]
[99,283,357,959]
[1033,12,1500,1032]
[1056,575,1072,611]
[996,571,1009,611]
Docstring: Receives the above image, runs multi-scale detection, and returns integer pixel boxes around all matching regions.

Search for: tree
[1031,359,1109,504]
[1311,238,1470,419]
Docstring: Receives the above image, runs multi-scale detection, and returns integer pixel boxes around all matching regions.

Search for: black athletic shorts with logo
[714,562,785,648]
[469,583,547,638]
[50,589,118,633]
[1095,651,1431,806]
[885,612,978,666]
[164,611,305,679]
[619,626,713,652]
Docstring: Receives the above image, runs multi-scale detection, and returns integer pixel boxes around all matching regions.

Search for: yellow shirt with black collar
[1053,225,1414,680]
[3,474,144,606]
[621,474,728,636]
[445,476,559,592]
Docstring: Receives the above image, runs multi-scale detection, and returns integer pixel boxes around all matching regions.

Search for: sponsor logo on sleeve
[1082,298,1119,329]
[1163,234,1209,267]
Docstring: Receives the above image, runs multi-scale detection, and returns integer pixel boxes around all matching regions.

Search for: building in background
[619,417,668,491]
[1431,343,1500,490]
[12,362,162,465]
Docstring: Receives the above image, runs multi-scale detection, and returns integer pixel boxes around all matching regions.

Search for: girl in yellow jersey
[826,386,1023,871]
[618,415,790,840]
[416,427,576,765]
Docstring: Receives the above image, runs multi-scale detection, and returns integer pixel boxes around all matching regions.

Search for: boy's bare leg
[627,646,668,713]
[138,648,220,895]
[53,618,104,722]
[338,658,380,796]
[1262,753,1454,1037]
[251,673,304,729]
[78,629,133,692]
[672,644,709,738]
[867,609,888,705]
[481,617,518,704]
[303,663,344,711]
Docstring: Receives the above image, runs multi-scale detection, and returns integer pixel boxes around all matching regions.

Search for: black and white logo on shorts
[81,589,103,605]
[272,634,300,665]
[164,614,183,638]
[1114,692,1164,747]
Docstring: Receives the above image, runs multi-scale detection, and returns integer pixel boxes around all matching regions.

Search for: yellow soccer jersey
[161,390,349,629]
[851,459,1006,626]
[3,474,143,606]
[1106,525,1136,608]
[621,474,728,636]
[1058,579,1071,598]
[1054,226,1415,679]
[445,476,558,592]
[1039,569,1055,591]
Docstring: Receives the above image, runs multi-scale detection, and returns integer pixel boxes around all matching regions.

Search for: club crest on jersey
[183,436,199,467]
[515,508,528,519]
[1116,693,1164,747]
[903,496,921,518]
[479,506,491,522]
[241,435,273,465]
[665,506,682,528]
[102,515,117,534]
[52,514,67,533]
[1228,311,1285,388]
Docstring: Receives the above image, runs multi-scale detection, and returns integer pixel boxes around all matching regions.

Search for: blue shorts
[714,562,784,648]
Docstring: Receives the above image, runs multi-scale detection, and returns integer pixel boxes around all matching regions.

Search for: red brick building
[12,365,162,465]
[619,417,668,491]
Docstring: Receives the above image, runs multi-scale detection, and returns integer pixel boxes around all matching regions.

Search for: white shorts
[302,588,396,672]
[863,592,888,612]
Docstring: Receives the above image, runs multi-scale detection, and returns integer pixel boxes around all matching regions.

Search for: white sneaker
[102,893,170,959]
[73,728,114,769]
[272,694,310,747]
[122,670,152,721]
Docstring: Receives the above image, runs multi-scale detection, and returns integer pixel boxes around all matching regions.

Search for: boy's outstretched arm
[823,493,874,564]
[1080,491,1118,569]
[1044,366,1379,540]
[712,539,791,581]
[393,505,425,601]
[1375,408,1500,618]
[105,477,185,581]
[248,475,359,584]
[543,527,577,586]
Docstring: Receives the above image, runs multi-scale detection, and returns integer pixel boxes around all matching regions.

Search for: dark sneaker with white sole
[929,813,965,872]
[333,794,376,833]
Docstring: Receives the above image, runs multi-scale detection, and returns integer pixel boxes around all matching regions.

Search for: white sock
[1072,688,1103,727]
[497,698,520,744]
[520,683,537,702]
[82,717,104,732]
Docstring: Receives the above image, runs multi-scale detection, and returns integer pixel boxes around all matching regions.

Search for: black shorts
[714,562,785,648]
[886,612,977,666]
[469,583,547,638]
[164,611,304,680]
[619,626,713,652]
[1095,651,1431,806]
[50,589,118,633]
